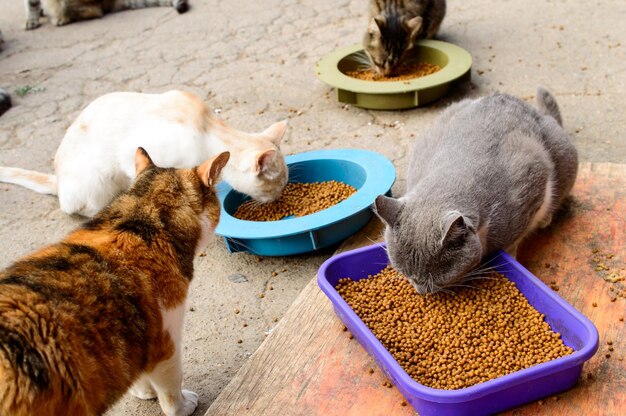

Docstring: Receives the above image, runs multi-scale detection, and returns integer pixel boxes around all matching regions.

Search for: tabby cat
[374,88,578,294]
[364,0,446,75]
[0,148,229,416]
[25,0,189,29]
[0,90,288,217]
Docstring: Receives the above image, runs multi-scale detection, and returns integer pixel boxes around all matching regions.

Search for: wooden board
[207,163,625,416]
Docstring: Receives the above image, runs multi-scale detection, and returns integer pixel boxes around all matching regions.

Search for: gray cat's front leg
[25,0,42,30]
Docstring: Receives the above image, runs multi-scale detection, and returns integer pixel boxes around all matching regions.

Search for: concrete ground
[0,0,624,414]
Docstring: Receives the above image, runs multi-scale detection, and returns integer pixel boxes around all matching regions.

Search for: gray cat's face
[363,15,423,76]
[374,195,483,294]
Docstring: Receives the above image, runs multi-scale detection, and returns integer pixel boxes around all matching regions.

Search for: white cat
[0,90,289,217]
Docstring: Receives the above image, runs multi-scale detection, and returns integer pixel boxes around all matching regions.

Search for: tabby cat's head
[363,14,423,76]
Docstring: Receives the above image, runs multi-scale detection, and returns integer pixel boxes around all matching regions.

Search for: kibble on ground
[336,266,574,390]
[234,181,356,221]
[346,62,441,82]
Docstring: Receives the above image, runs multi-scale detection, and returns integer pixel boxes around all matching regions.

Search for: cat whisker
[450,282,484,291]
[464,275,499,282]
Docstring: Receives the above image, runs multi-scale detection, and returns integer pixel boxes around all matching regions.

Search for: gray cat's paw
[25,19,41,30]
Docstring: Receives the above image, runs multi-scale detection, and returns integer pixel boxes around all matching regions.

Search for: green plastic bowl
[315,40,472,110]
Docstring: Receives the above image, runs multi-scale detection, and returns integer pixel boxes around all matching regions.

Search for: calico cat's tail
[0,167,57,195]
[535,87,563,127]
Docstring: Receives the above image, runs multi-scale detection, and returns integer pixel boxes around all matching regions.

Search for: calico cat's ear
[261,120,287,146]
[197,151,230,187]
[405,16,423,46]
[135,147,155,175]
[373,195,403,226]
[254,149,277,175]
[441,212,471,247]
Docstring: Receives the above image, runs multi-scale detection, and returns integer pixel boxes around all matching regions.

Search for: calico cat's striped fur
[364,0,446,76]
[25,0,189,29]
[0,148,229,416]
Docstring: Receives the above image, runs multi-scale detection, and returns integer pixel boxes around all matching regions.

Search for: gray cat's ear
[373,195,403,225]
[441,212,470,246]
[255,149,277,175]
[197,151,230,187]
[261,120,287,146]
[134,147,155,176]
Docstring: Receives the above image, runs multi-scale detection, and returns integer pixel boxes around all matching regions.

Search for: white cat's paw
[129,384,157,400]
[178,390,199,416]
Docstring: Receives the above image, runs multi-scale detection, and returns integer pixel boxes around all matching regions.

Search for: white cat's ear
[135,147,155,176]
[441,212,470,246]
[254,149,276,175]
[197,151,230,187]
[261,120,287,146]
[373,195,402,225]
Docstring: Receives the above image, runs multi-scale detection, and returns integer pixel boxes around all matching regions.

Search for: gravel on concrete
[0,0,624,415]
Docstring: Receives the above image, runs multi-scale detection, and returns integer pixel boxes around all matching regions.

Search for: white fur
[131,303,197,416]
[0,91,287,217]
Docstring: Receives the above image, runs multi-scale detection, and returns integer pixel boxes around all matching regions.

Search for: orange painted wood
[207,163,625,416]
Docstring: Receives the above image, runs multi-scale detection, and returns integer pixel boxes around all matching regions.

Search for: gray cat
[374,88,578,294]
[364,0,446,76]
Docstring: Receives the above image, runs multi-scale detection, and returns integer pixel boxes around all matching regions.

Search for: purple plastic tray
[317,244,599,416]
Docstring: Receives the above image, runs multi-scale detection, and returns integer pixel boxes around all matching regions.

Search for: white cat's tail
[535,87,563,127]
[0,167,57,195]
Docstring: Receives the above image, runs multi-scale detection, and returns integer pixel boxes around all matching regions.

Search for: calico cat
[0,90,288,217]
[374,88,578,294]
[364,0,446,76]
[0,148,229,416]
[25,0,189,30]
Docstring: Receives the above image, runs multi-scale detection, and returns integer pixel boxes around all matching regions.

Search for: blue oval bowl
[215,149,396,256]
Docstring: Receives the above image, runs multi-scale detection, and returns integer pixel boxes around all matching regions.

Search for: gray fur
[364,0,446,76]
[374,88,578,294]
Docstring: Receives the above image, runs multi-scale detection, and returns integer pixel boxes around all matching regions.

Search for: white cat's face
[224,149,288,203]
[219,120,289,203]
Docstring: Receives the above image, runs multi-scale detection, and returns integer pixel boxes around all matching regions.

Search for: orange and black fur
[0,148,229,416]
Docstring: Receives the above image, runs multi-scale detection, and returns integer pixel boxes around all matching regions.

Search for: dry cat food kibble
[346,62,441,82]
[336,266,574,390]
[233,181,356,221]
